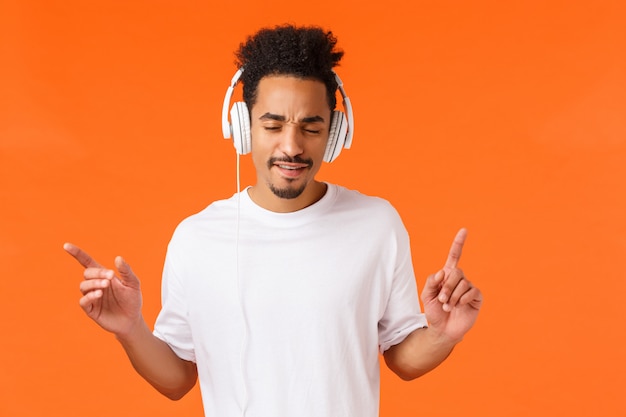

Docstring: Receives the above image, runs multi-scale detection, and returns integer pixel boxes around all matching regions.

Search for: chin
[269,183,307,199]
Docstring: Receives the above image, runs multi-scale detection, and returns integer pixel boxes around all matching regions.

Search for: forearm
[116,319,197,400]
[383,326,458,381]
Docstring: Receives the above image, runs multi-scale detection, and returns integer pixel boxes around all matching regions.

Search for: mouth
[274,162,308,179]
[276,163,308,170]
[269,157,313,178]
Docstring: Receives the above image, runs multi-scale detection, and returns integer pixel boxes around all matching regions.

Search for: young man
[65,25,482,417]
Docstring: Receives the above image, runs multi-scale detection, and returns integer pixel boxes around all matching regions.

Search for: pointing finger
[444,228,467,270]
[63,243,103,269]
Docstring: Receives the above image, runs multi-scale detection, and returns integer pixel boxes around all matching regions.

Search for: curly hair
[234,24,344,111]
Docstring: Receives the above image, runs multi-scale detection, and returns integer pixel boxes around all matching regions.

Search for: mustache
[267,156,314,169]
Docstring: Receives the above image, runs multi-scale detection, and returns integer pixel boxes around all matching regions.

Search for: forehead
[252,75,330,116]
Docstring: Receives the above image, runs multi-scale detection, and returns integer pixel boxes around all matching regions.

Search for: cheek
[250,137,274,171]
[250,147,266,169]
[249,131,267,156]
[313,138,329,159]
[250,125,277,148]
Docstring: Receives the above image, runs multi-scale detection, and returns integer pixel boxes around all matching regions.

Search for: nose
[278,124,304,157]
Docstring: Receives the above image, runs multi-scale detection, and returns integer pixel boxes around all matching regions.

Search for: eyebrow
[259,113,325,124]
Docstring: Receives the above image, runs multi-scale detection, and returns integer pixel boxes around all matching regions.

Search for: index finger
[63,243,103,269]
[444,228,467,269]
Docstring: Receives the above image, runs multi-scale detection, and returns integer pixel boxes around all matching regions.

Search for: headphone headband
[332,72,354,149]
[222,68,244,139]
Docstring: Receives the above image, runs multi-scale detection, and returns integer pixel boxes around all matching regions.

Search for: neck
[248,181,327,213]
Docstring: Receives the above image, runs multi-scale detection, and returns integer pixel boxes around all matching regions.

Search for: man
[65,25,482,416]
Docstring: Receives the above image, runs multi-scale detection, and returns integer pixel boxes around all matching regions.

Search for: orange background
[1,1,625,416]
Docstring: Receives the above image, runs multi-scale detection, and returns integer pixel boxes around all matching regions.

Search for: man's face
[248,75,331,212]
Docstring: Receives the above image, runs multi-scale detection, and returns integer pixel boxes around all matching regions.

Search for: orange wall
[1,1,625,416]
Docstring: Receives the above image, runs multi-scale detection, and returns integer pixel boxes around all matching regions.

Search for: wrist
[115,316,149,345]
[424,324,462,350]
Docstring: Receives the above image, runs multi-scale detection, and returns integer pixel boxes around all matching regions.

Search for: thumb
[114,256,140,287]
[420,270,444,304]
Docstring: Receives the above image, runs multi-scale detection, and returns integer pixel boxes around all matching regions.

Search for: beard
[266,155,313,199]
[268,181,308,199]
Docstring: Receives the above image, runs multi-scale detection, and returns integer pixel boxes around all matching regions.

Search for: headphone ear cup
[230,102,251,155]
[324,111,347,163]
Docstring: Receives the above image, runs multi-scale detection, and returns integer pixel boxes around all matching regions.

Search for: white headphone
[221,68,354,163]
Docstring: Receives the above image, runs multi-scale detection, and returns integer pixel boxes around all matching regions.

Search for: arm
[383,229,483,381]
[383,326,456,381]
[64,243,197,399]
[116,318,197,400]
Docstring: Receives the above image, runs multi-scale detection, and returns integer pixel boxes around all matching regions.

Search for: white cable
[235,153,249,416]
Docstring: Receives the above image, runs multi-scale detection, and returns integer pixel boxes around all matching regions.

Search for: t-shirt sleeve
[153,241,197,362]
[378,218,428,353]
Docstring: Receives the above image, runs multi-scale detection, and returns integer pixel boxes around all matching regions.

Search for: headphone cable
[235,153,249,416]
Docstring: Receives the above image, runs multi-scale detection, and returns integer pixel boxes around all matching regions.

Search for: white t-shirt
[154,183,428,417]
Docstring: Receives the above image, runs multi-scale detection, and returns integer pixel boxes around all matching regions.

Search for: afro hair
[235,24,344,110]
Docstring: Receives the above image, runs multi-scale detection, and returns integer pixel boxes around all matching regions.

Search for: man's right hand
[63,243,197,399]
[64,243,143,339]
